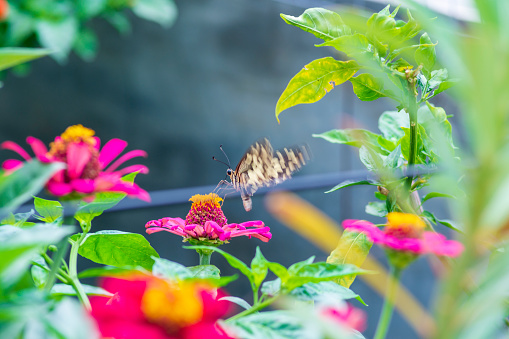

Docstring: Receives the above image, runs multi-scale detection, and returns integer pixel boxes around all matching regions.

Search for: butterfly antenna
[212,156,230,168]
[219,145,232,168]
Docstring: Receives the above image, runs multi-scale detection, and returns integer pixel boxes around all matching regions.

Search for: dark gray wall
[0,0,460,338]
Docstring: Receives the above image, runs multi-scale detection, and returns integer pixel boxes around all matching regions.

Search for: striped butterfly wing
[229,139,310,211]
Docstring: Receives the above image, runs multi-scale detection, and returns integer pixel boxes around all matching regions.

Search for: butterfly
[214,138,310,211]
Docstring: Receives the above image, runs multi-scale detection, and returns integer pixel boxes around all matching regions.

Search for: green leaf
[383,144,403,168]
[77,0,107,17]
[284,262,368,291]
[0,225,73,288]
[132,0,178,28]
[219,296,252,310]
[0,161,65,218]
[0,48,51,72]
[421,210,437,224]
[313,128,384,153]
[427,69,448,89]
[325,179,379,193]
[327,230,373,288]
[350,73,389,101]
[251,247,268,290]
[280,8,351,42]
[378,110,408,142]
[104,12,131,35]
[78,231,159,270]
[365,201,388,217]
[437,219,462,232]
[422,192,455,203]
[266,262,289,283]
[78,266,139,279]
[184,245,253,282]
[261,278,281,297]
[414,33,436,76]
[188,265,221,279]
[152,257,192,280]
[319,33,373,60]
[51,283,113,297]
[228,311,306,339]
[34,197,62,223]
[73,28,98,62]
[35,17,78,63]
[288,256,315,275]
[399,127,424,164]
[431,80,457,97]
[74,191,127,226]
[276,57,359,120]
[359,145,384,172]
[290,281,367,306]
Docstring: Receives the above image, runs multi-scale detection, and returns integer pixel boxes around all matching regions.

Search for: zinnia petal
[99,138,128,169]
[1,141,31,160]
[67,143,92,179]
[2,159,23,171]
[27,136,50,161]
[104,150,148,173]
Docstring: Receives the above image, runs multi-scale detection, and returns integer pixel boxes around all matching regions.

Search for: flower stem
[42,239,70,292]
[405,94,419,192]
[374,266,402,339]
[226,296,279,323]
[69,232,91,311]
[197,248,213,266]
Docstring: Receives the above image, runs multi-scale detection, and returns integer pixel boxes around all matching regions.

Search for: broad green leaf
[313,128,384,153]
[427,69,448,89]
[188,265,220,279]
[414,33,436,76]
[431,80,456,97]
[36,17,78,63]
[78,231,159,270]
[219,296,252,310]
[378,110,408,141]
[421,210,437,224]
[327,230,373,288]
[185,245,253,282]
[285,263,368,291]
[0,161,65,218]
[0,48,51,72]
[228,311,307,339]
[251,247,268,289]
[276,57,359,120]
[266,262,289,282]
[350,73,388,101]
[0,225,73,288]
[45,298,100,339]
[74,191,126,226]
[78,266,139,279]
[437,219,462,232]
[132,0,178,28]
[77,0,107,17]
[365,201,388,217]
[261,278,281,297]
[377,135,398,152]
[34,197,62,223]
[280,8,351,42]
[5,210,36,227]
[422,192,455,203]
[152,257,192,280]
[383,144,403,168]
[325,179,379,193]
[31,256,49,288]
[288,256,315,275]
[319,33,373,59]
[104,12,131,35]
[73,28,98,62]
[290,281,367,305]
[51,283,112,297]
[359,145,384,172]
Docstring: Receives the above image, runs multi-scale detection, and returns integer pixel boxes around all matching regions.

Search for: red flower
[1,125,150,201]
[90,274,235,339]
[146,193,271,245]
[0,0,8,21]
[321,303,367,333]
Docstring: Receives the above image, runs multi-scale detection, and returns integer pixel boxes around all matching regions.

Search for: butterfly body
[222,139,310,211]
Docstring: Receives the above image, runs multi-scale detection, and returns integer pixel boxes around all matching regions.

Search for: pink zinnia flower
[1,124,150,201]
[321,303,367,333]
[146,193,271,245]
[343,212,463,268]
[90,274,234,339]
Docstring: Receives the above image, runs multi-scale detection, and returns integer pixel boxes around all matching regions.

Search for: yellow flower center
[185,193,227,227]
[60,124,97,146]
[385,212,425,239]
[141,279,203,331]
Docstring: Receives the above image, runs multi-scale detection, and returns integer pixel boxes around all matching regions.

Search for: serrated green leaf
[132,0,178,28]
[276,57,359,120]
[325,179,379,193]
[414,33,436,76]
[0,161,65,218]
[219,296,252,310]
[290,281,367,306]
[78,231,159,270]
[0,48,51,72]
[152,257,192,280]
[365,201,388,217]
[34,197,62,223]
[280,8,351,42]
[327,230,373,288]
[422,192,455,203]
[350,73,387,101]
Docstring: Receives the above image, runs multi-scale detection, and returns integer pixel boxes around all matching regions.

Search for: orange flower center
[384,212,425,239]
[185,193,228,227]
[141,279,203,331]
[48,125,101,180]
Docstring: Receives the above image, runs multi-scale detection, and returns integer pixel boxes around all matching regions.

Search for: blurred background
[0,0,474,337]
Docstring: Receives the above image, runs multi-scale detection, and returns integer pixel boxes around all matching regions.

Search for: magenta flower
[321,303,367,333]
[146,193,271,245]
[1,124,150,202]
[343,212,464,260]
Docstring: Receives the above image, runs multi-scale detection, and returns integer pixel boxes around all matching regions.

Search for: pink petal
[343,219,385,242]
[146,226,186,237]
[27,137,50,160]
[2,159,23,170]
[113,164,149,176]
[93,137,101,150]
[160,217,186,228]
[46,181,73,196]
[103,180,151,202]
[422,232,464,257]
[238,220,264,228]
[66,143,92,179]
[1,141,32,160]
[99,139,128,169]
[70,179,96,194]
[104,150,147,173]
